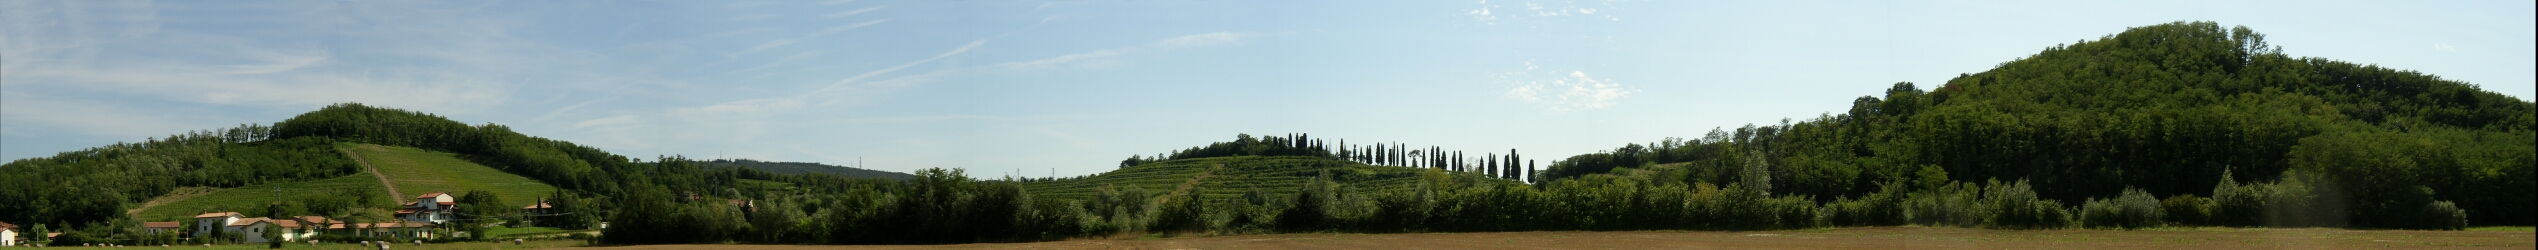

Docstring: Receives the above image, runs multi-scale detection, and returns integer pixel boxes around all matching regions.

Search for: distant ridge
[706,158,914,180]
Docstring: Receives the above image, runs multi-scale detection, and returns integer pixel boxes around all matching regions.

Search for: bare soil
[589,226,2533,249]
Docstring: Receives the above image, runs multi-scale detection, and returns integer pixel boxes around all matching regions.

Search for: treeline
[1540,21,2532,228]
[598,153,2467,246]
[1120,133,1538,182]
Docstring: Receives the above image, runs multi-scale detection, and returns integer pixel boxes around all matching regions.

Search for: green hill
[1539,21,2533,227]
[704,159,913,180]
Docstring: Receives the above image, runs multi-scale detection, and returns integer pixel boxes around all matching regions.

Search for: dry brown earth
[590,226,2533,250]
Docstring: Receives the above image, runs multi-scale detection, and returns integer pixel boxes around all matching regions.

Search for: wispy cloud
[1465,0,1624,24]
[824,6,884,18]
[1498,61,1638,112]
[733,19,887,57]
[1152,32,1255,49]
[1000,31,1261,70]
[2434,43,2456,52]
[573,115,643,130]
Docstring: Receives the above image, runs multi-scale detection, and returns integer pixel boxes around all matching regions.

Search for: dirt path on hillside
[127,186,221,215]
[586,227,2535,250]
[1158,164,1222,204]
[342,144,406,202]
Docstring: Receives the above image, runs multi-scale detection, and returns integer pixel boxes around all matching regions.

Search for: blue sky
[5,0,2532,178]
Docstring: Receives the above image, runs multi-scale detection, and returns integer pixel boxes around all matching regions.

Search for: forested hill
[704,159,914,179]
[0,103,846,229]
[1540,21,2533,227]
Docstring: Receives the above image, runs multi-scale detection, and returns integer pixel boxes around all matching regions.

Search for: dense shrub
[2080,188,2164,229]
[2159,194,2213,226]
[2415,201,2469,230]
[1980,179,2072,229]
[1821,181,1908,227]
[1904,181,1985,227]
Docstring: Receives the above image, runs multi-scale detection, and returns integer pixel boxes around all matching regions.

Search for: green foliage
[1980,179,2072,229]
[455,190,508,239]
[1821,181,1908,227]
[2159,194,2213,226]
[2080,188,2164,229]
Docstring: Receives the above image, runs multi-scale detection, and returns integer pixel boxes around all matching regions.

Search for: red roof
[144,221,182,229]
[395,208,423,215]
[227,218,266,226]
[0,221,16,231]
[366,221,434,228]
[296,216,342,225]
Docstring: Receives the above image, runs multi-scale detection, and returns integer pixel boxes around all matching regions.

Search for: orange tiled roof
[227,217,266,227]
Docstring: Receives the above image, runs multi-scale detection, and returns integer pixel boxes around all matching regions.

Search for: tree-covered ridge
[0,126,355,228]
[1541,21,2533,227]
[1124,133,1543,182]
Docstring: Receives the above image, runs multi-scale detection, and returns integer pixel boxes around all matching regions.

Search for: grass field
[134,175,400,221]
[1016,156,1518,202]
[343,143,559,208]
[588,227,2537,250]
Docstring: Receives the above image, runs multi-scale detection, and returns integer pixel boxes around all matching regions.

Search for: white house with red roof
[193,212,245,237]
[1,221,20,247]
[397,192,458,224]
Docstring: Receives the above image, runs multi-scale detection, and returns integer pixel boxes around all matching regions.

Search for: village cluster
[0,192,557,247]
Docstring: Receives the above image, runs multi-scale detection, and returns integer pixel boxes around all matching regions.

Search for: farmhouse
[522,201,553,214]
[397,192,458,224]
[231,218,317,243]
[143,221,182,235]
[2,221,19,247]
[193,212,245,237]
[353,221,436,239]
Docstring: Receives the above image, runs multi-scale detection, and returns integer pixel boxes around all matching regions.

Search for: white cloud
[2434,43,2456,52]
[1497,61,1638,112]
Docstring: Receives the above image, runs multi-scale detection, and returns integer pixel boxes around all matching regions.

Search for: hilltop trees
[1535,21,2530,229]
